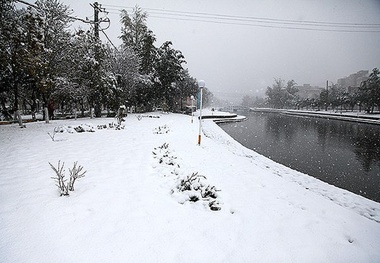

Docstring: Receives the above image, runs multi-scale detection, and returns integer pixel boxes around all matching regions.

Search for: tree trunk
[13,110,24,127]
[94,103,102,117]
[45,107,49,123]
[13,83,19,113]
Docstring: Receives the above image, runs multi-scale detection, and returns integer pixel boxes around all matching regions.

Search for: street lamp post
[190,95,195,123]
[198,80,205,145]
[326,80,329,111]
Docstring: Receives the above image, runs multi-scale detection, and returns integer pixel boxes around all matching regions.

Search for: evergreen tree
[0,4,39,119]
[202,87,214,108]
[358,68,380,113]
[0,1,22,115]
[154,41,186,111]
[241,95,255,108]
[120,6,157,75]
[265,79,298,109]
[266,78,285,109]
[172,69,198,111]
[33,0,73,119]
[66,29,115,117]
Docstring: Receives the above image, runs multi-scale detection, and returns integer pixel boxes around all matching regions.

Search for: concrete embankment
[200,111,247,123]
[251,108,380,125]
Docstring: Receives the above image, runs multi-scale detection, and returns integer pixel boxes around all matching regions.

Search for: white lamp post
[198,80,205,145]
[190,95,195,123]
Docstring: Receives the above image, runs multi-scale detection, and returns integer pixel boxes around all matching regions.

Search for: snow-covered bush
[68,161,87,191]
[74,124,95,133]
[152,143,222,211]
[176,172,221,211]
[177,172,206,192]
[153,125,170,134]
[49,161,86,196]
[48,124,97,141]
[152,143,180,168]
[48,127,64,141]
[107,122,125,130]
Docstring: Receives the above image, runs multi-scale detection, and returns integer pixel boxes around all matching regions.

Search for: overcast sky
[23,0,380,101]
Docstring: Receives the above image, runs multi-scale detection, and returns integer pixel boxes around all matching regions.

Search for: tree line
[242,68,380,113]
[0,0,211,120]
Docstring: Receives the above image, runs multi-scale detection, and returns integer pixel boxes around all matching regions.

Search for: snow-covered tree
[1,2,200,116]
[358,68,380,113]
[120,6,157,75]
[0,2,45,123]
[0,2,24,116]
[107,45,143,111]
[154,41,186,111]
[265,78,298,109]
[32,0,73,119]
[173,69,198,111]
[62,29,115,117]
[241,95,255,108]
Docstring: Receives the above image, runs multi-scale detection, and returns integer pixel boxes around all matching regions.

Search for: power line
[147,15,380,33]
[101,29,117,49]
[103,4,380,33]
[16,0,117,47]
[104,4,380,27]
[16,0,93,24]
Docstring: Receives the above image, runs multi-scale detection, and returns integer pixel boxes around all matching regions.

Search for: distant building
[337,70,369,92]
[295,84,324,99]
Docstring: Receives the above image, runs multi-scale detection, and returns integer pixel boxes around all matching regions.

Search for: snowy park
[2,0,380,261]
[1,112,380,262]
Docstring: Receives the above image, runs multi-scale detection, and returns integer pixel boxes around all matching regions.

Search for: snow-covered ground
[1,112,380,262]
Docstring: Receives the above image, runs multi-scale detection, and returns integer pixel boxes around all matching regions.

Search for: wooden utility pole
[93,2,99,39]
[91,2,100,117]
[90,2,111,117]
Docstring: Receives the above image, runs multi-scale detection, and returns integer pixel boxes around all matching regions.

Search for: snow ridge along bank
[1,113,380,262]
[202,119,380,223]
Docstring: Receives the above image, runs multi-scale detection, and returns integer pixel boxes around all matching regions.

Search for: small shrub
[153,125,170,134]
[48,126,66,141]
[49,160,87,196]
[176,172,221,211]
[209,200,222,211]
[108,122,125,130]
[178,173,206,192]
[49,160,68,196]
[152,143,180,168]
[189,195,200,202]
[68,161,87,191]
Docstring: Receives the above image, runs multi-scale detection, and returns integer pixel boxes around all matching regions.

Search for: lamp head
[198,80,205,88]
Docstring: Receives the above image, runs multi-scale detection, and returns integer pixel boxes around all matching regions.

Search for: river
[218,111,380,203]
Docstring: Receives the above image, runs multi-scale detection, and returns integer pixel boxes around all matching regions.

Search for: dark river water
[218,111,380,203]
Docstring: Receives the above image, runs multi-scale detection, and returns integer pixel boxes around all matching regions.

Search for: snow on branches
[153,124,170,134]
[152,143,179,168]
[48,122,125,141]
[152,142,222,211]
[176,172,222,211]
[49,160,86,196]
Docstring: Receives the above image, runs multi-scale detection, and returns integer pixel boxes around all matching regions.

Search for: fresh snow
[1,111,380,263]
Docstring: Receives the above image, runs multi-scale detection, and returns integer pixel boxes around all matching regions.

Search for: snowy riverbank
[251,108,380,125]
[1,112,380,262]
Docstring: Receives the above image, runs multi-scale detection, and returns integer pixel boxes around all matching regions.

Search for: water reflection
[219,112,380,202]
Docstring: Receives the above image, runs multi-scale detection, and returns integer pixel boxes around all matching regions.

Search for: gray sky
[24,0,380,101]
